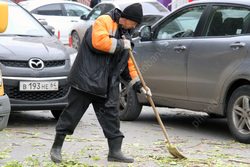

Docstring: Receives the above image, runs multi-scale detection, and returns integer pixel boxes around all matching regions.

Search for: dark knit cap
[121,3,143,24]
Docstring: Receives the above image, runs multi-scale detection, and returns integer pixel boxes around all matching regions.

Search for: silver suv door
[135,6,206,101]
[187,5,250,105]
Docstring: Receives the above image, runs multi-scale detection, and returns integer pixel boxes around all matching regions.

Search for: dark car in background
[69,0,169,50]
[118,0,250,144]
[0,0,77,119]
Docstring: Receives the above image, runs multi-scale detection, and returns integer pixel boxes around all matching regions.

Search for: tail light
[58,30,60,39]
[69,36,72,47]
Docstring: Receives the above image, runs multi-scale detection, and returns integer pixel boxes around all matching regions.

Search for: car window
[31,4,63,16]
[132,15,163,38]
[64,4,90,16]
[102,4,115,14]
[88,4,104,20]
[205,6,250,36]
[1,4,49,36]
[155,6,206,39]
[87,4,115,20]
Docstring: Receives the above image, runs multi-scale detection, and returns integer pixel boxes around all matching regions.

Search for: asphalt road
[0,106,249,166]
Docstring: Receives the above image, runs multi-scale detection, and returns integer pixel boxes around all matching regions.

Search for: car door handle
[230,42,245,50]
[174,45,186,53]
[71,20,78,22]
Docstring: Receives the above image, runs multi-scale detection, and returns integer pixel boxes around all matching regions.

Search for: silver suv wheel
[118,79,142,121]
[227,85,250,144]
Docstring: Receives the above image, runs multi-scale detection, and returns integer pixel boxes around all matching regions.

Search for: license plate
[19,81,59,91]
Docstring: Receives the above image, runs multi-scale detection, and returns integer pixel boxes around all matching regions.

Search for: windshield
[0,4,50,37]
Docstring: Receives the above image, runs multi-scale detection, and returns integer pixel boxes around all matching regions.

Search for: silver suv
[118,0,250,144]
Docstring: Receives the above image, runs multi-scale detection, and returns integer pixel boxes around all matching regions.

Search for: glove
[129,78,152,97]
[123,39,131,50]
[140,86,152,97]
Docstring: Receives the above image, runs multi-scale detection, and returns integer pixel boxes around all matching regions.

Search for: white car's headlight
[69,52,77,67]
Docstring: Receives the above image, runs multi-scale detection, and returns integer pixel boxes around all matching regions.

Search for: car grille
[4,85,70,101]
[0,60,65,68]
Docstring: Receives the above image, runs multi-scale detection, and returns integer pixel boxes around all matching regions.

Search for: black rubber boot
[50,134,66,163]
[107,137,134,163]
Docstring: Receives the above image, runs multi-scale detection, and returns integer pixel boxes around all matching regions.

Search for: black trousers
[56,87,124,139]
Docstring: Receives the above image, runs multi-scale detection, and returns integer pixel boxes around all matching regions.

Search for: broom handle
[122,36,172,144]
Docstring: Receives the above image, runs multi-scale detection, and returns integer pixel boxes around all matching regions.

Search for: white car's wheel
[71,31,81,51]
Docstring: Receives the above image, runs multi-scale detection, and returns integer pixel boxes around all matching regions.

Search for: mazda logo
[28,58,44,70]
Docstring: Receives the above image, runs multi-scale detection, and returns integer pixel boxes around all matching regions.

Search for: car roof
[97,0,169,15]
[19,0,92,11]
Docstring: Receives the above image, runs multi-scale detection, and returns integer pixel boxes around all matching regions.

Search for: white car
[19,0,92,45]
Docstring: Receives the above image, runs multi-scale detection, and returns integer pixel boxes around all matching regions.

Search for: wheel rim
[118,83,127,111]
[232,96,250,135]
[72,32,80,50]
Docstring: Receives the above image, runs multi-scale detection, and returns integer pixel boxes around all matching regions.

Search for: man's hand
[140,86,152,97]
[123,39,131,50]
[128,78,151,97]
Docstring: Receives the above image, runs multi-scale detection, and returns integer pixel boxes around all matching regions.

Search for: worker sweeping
[50,3,151,163]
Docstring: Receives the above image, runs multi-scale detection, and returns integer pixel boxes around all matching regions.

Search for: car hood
[0,36,69,61]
